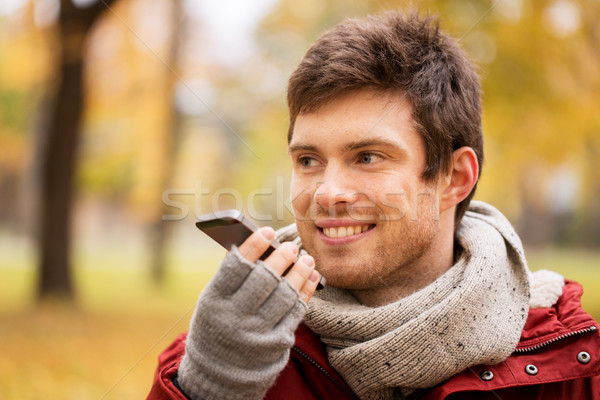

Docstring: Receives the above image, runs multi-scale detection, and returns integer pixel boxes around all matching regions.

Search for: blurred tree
[0,5,55,237]
[38,0,118,300]
[147,0,184,285]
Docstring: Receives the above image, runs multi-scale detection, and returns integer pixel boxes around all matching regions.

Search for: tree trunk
[38,0,116,300]
[149,0,184,285]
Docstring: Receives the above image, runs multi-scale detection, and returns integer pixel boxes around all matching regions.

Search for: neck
[350,210,456,307]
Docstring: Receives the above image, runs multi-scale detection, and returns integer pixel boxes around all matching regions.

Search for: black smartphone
[196,209,278,260]
[196,209,325,289]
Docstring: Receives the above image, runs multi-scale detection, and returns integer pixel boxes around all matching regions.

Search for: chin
[314,259,379,289]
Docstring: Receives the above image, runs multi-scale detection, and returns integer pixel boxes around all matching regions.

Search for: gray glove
[177,246,308,400]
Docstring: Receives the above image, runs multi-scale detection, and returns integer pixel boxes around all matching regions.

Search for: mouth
[318,224,376,239]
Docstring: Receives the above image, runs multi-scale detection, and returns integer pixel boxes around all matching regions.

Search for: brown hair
[287,11,483,224]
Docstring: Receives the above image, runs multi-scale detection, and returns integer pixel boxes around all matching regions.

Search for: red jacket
[147,281,600,399]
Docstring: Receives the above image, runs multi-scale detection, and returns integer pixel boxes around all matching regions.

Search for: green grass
[526,247,600,319]
[0,241,598,399]
[0,238,224,400]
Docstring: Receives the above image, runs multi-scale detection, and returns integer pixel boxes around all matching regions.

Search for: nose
[314,166,358,211]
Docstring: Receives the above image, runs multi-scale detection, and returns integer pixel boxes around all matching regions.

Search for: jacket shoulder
[519,280,599,347]
[423,280,600,400]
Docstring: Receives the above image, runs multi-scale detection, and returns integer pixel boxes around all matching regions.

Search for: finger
[231,261,280,314]
[237,226,275,263]
[298,269,321,303]
[284,255,315,293]
[263,242,299,276]
[206,247,255,296]
[257,278,303,328]
[272,297,308,331]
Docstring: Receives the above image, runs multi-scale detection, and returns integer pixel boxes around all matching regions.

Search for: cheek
[368,176,429,218]
[367,177,410,207]
[290,176,313,216]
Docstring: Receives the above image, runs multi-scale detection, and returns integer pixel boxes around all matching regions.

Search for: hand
[237,226,320,303]
[177,226,320,400]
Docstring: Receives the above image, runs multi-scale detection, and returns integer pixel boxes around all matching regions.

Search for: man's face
[288,90,444,290]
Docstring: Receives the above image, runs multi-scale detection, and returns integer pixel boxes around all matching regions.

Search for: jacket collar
[423,280,600,399]
[517,280,599,351]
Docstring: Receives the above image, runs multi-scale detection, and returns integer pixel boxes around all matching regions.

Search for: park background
[1,0,599,398]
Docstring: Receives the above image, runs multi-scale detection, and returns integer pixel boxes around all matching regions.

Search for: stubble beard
[296,213,438,291]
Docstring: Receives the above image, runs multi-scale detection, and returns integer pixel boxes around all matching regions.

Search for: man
[148,11,599,400]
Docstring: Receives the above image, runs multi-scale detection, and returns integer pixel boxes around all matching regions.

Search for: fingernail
[260,227,275,240]
[302,255,314,267]
[283,242,298,254]
[309,270,319,282]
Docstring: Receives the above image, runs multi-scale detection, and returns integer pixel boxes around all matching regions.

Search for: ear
[439,147,479,213]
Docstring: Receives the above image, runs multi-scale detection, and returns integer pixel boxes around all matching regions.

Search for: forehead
[289,90,420,151]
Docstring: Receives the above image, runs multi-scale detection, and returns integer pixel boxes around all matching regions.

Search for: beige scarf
[278,201,531,400]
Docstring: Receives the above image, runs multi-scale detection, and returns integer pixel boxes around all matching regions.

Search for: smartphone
[196,209,278,260]
[196,209,325,289]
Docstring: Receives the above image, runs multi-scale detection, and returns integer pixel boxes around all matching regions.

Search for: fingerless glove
[177,246,308,399]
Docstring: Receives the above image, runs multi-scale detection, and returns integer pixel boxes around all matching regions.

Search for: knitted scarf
[277,201,531,400]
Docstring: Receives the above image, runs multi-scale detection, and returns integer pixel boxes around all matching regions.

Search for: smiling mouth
[319,224,375,239]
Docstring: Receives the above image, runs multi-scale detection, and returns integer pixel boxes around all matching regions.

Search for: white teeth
[323,225,372,238]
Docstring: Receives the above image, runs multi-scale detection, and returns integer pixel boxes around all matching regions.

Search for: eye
[357,152,382,164]
[298,156,319,168]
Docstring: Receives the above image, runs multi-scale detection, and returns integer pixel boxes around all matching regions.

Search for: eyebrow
[343,137,405,152]
[288,137,406,155]
[287,143,320,154]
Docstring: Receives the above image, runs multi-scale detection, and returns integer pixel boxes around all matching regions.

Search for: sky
[184,0,279,66]
[1,0,582,60]
[0,0,280,66]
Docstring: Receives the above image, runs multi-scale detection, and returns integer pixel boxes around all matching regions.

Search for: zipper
[291,346,360,400]
[514,325,597,353]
